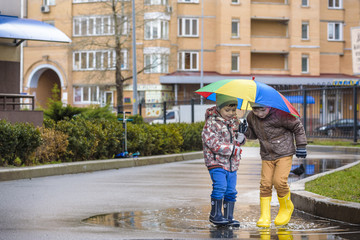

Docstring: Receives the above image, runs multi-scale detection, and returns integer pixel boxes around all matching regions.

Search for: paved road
[0,147,359,239]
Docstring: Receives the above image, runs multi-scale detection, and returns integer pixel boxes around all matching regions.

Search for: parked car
[315,119,360,137]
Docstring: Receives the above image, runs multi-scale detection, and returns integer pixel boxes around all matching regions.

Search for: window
[145,20,169,40]
[231,0,240,4]
[144,54,169,73]
[73,50,128,70]
[301,0,308,7]
[73,0,121,3]
[328,22,343,41]
[74,86,99,104]
[231,19,240,38]
[144,0,168,5]
[178,18,198,37]
[302,22,309,40]
[328,0,342,9]
[104,91,113,106]
[301,55,309,73]
[178,51,198,71]
[178,0,199,3]
[73,15,127,36]
[231,54,239,72]
[44,0,56,5]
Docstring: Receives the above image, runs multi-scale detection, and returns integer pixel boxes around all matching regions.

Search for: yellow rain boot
[274,192,294,226]
[257,197,271,228]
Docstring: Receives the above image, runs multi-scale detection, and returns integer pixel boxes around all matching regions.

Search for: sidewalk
[0,145,359,224]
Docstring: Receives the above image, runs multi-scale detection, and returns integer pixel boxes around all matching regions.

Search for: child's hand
[296,148,307,158]
[238,119,248,133]
[235,133,245,145]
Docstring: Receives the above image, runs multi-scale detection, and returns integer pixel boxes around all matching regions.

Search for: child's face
[252,107,270,118]
[219,105,237,120]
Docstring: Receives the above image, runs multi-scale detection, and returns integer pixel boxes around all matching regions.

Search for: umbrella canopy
[195,79,300,117]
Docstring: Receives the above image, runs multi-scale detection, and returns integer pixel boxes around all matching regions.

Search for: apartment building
[23,0,360,117]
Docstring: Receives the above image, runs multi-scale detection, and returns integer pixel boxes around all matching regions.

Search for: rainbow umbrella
[195,79,300,118]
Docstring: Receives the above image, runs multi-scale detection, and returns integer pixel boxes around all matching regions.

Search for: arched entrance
[27,65,64,109]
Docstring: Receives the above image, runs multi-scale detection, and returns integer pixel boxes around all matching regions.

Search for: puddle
[82,206,360,239]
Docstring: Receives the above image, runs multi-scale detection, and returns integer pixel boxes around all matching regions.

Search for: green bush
[35,128,69,164]
[53,118,124,161]
[176,122,204,151]
[91,119,123,159]
[127,123,184,156]
[0,120,42,166]
[127,114,144,124]
[77,105,117,121]
[0,116,204,166]
[0,120,18,166]
[44,100,85,122]
[54,118,100,161]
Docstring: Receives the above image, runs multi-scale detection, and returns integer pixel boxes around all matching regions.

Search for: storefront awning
[284,95,315,104]
[0,15,71,46]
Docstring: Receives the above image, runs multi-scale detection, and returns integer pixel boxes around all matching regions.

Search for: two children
[201,94,245,227]
[202,96,307,227]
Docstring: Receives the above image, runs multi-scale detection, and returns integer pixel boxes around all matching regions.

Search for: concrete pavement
[1,145,360,228]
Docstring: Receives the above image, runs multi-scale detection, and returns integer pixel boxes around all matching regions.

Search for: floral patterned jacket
[201,106,243,172]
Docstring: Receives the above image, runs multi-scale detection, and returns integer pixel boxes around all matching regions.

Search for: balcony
[251,1,289,20]
[0,94,43,127]
[251,52,289,74]
[251,36,289,53]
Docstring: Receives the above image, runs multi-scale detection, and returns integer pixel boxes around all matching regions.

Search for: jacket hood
[205,106,218,120]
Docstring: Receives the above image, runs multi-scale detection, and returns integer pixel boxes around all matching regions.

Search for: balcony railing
[0,94,35,111]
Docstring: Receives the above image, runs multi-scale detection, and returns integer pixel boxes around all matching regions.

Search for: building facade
[0,0,70,126]
[23,0,360,118]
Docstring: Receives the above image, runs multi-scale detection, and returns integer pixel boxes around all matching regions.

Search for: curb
[0,151,204,182]
[290,159,360,224]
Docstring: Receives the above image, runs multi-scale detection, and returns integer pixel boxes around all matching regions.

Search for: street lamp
[132,0,138,114]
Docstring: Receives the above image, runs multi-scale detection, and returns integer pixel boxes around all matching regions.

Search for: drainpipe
[200,0,204,104]
[20,0,25,95]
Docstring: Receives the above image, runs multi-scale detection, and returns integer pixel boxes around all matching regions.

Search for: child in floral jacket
[201,94,246,227]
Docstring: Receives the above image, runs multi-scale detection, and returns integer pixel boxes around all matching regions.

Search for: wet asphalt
[0,147,359,239]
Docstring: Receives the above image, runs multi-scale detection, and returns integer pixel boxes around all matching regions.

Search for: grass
[305,163,360,203]
[308,138,360,147]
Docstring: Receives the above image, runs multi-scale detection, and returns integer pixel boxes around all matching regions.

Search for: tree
[73,0,162,113]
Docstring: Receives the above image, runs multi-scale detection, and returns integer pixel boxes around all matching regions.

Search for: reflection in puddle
[82,206,360,239]
[289,158,358,182]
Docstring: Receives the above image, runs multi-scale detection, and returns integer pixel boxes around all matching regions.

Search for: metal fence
[118,85,360,141]
[279,86,360,142]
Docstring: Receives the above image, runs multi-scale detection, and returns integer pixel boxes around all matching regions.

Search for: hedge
[0,118,204,166]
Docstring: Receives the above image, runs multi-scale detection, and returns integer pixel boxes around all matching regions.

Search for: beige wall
[0,46,20,62]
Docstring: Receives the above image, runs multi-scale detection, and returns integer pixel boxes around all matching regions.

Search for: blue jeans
[209,168,237,202]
